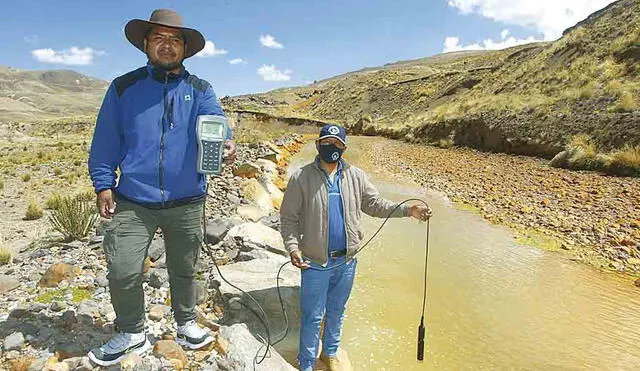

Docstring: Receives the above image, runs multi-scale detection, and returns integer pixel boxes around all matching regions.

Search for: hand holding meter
[196,115,228,175]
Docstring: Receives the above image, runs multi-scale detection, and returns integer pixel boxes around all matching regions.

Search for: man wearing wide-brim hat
[87,9,236,366]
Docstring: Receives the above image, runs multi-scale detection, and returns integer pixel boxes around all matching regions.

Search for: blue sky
[2,0,615,96]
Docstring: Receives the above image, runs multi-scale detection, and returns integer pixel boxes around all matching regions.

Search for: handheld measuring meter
[196,115,229,175]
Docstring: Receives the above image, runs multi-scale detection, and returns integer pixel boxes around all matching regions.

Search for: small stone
[28,302,48,313]
[76,300,101,318]
[196,280,209,305]
[213,336,230,356]
[73,357,94,371]
[627,258,640,266]
[148,238,166,262]
[5,350,21,359]
[149,269,168,289]
[4,331,25,351]
[634,279,640,288]
[39,263,81,288]
[143,256,152,274]
[120,352,144,370]
[96,274,109,288]
[62,356,83,369]
[153,340,188,366]
[0,275,20,294]
[27,356,52,371]
[148,304,171,321]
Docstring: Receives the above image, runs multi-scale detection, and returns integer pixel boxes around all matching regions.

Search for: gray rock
[219,324,295,371]
[28,302,48,313]
[95,274,109,288]
[148,237,165,262]
[77,299,101,318]
[216,251,300,331]
[0,274,19,294]
[28,272,42,282]
[226,193,241,205]
[4,331,25,351]
[73,356,94,371]
[227,248,239,261]
[35,327,54,344]
[205,219,231,244]
[4,350,20,359]
[225,222,286,256]
[260,214,281,231]
[196,280,209,305]
[61,241,84,250]
[28,356,51,371]
[149,268,168,289]
[63,356,83,369]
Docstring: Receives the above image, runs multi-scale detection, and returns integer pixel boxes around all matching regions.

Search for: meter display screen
[201,121,224,137]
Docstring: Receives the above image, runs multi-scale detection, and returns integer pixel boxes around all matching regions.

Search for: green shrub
[22,174,31,182]
[24,201,43,220]
[45,193,63,210]
[606,146,640,177]
[0,247,12,265]
[49,195,99,242]
[53,168,62,176]
[0,179,4,191]
[437,139,454,149]
[611,91,638,112]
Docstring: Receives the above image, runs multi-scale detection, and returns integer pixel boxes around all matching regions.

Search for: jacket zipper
[159,74,168,207]
[338,169,349,259]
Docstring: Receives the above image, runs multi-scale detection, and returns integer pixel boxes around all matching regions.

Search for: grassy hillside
[223,0,639,164]
[0,66,107,122]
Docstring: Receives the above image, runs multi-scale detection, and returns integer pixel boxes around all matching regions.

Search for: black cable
[204,175,432,368]
[202,181,274,370]
[272,198,432,358]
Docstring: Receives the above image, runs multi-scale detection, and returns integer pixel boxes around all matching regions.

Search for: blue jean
[298,257,357,371]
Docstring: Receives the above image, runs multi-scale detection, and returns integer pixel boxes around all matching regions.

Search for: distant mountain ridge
[0,65,108,122]
[223,0,640,156]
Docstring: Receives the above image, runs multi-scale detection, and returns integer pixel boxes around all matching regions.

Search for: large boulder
[215,251,300,332]
[218,323,296,371]
[233,162,262,179]
[226,222,286,256]
[241,179,273,211]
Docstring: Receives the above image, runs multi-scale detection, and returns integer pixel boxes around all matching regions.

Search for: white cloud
[442,29,540,53]
[260,34,284,49]
[257,64,291,81]
[229,58,247,65]
[195,40,228,57]
[24,35,39,46]
[447,0,617,40]
[31,47,105,65]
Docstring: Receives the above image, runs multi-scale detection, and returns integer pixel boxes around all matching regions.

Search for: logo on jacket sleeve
[185,94,191,101]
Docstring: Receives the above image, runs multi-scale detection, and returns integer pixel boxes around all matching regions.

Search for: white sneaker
[87,331,150,366]
[176,320,214,349]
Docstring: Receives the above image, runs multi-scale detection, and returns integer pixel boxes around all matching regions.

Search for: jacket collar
[313,155,349,175]
[146,62,187,83]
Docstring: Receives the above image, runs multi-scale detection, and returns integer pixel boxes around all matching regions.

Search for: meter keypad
[202,140,222,172]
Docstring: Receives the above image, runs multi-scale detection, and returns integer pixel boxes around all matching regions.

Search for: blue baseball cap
[318,124,346,145]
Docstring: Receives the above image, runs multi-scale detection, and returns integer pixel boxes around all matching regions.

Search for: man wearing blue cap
[280,124,432,371]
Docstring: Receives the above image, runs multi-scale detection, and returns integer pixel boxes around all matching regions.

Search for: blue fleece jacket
[88,63,232,208]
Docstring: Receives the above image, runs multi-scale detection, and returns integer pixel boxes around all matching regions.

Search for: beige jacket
[280,158,408,266]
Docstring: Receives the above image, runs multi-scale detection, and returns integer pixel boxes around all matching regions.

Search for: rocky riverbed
[356,137,640,282]
[0,134,306,370]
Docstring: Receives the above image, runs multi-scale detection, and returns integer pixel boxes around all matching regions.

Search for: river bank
[0,134,308,370]
[354,136,640,282]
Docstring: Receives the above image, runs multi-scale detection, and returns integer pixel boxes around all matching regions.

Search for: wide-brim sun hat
[124,9,205,59]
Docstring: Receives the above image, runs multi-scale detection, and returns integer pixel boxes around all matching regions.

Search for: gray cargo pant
[102,197,203,333]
